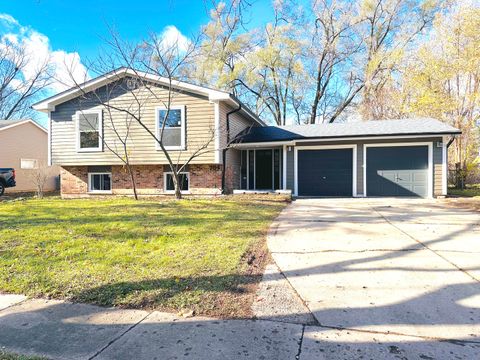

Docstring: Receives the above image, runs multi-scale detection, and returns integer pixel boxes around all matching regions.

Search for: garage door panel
[367,146,428,197]
[298,149,353,197]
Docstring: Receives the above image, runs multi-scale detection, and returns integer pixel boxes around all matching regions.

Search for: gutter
[221,103,242,194]
[233,132,462,147]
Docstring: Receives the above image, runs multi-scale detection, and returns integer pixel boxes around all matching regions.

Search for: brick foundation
[60,164,224,197]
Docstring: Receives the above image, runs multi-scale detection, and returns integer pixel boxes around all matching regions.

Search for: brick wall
[60,164,224,197]
[60,166,88,196]
[189,164,222,195]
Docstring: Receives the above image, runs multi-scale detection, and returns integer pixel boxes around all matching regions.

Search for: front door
[255,149,273,190]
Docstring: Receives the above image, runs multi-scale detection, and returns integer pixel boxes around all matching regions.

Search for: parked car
[0,168,16,195]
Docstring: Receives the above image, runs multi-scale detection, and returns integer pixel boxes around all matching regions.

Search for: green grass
[448,184,480,197]
[0,196,287,317]
[0,351,46,360]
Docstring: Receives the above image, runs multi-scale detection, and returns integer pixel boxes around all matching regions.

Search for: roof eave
[236,131,462,146]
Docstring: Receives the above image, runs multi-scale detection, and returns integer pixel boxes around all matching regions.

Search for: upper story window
[76,110,103,152]
[155,105,185,150]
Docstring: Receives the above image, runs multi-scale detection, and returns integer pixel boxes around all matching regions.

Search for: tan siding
[50,81,216,165]
[433,141,443,196]
[219,102,258,190]
[0,122,59,192]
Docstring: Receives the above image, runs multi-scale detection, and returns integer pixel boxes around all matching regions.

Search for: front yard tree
[69,30,216,199]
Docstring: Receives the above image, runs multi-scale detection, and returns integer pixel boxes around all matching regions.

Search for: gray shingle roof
[237,118,461,143]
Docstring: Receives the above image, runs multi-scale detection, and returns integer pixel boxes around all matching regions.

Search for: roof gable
[0,119,47,133]
[32,67,264,126]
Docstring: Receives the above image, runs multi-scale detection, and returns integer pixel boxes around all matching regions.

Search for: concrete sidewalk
[0,295,303,360]
[2,294,479,359]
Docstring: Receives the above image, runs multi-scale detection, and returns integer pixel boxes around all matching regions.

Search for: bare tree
[67,30,218,199]
[0,40,51,120]
[29,161,51,199]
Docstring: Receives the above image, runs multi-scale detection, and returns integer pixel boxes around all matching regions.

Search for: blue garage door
[366,146,428,197]
[298,149,353,196]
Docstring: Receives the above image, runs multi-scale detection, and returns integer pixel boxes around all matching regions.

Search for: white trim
[0,119,47,133]
[155,105,186,151]
[253,149,256,189]
[47,112,52,166]
[214,101,221,163]
[76,110,103,152]
[363,142,434,198]
[246,150,250,190]
[282,145,287,190]
[231,134,457,149]
[294,144,357,197]
[362,144,367,198]
[352,145,357,197]
[442,136,448,195]
[294,148,298,196]
[164,172,190,194]
[87,172,112,194]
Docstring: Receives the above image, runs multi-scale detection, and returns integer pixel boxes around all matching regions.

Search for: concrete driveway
[269,198,480,358]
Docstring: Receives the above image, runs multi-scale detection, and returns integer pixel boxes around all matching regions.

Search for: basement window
[88,173,112,193]
[164,172,189,193]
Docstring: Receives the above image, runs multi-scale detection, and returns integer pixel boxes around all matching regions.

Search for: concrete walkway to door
[268,198,480,359]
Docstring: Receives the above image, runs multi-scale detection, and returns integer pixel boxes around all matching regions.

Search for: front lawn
[0,196,287,317]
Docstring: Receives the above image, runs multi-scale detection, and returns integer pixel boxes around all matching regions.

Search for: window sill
[88,190,113,195]
[164,190,190,195]
[156,147,186,151]
[77,148,103,153]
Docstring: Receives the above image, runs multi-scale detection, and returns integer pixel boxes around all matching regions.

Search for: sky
[0,0,274,125]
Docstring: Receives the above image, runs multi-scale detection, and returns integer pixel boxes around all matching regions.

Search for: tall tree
[0,40,51,120]
[398,5,480,175]
[357,0,439,120]
[194,0,253,94]
[240,2,306,125]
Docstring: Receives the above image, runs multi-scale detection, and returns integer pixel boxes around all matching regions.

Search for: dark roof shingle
[237,118,460,143]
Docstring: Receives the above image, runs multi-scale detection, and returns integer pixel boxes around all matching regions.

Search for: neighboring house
[0,119,59,193]
[32,68,460,198]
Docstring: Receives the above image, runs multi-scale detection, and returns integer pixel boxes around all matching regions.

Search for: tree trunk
[127,165,139,200]
[172,172,182,200]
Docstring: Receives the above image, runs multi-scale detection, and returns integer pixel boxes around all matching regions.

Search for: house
[32,68,461,198]
[0,119,59,193]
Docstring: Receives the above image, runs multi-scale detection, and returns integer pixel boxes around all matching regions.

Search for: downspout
[221,103,242,194]
[446,136,456,149]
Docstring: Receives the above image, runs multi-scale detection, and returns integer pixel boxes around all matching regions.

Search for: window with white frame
[156,105,185,150]
[20,158,38,169]
[88,173,112,193]
[164,172,189,192]
[77,110,103,151]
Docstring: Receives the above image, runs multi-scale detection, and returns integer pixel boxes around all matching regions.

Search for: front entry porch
[238,148,284,192]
